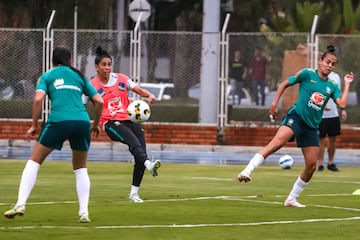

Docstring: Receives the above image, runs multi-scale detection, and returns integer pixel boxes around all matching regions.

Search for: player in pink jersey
[90,46,161,203]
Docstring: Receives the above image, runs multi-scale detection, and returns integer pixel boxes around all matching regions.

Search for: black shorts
[281,108,319,147]
[318,117,341,138]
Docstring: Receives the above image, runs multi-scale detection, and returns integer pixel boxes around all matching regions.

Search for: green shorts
[281,108,320,147]
[37,121,91,151]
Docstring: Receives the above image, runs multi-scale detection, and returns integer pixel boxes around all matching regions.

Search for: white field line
[1,216,360,230]
[1,196,360,230]
[189,176,360,185]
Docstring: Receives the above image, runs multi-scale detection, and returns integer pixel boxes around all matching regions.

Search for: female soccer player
[237,45,354,207]
[4,46,104,223]
[90,46,161,203]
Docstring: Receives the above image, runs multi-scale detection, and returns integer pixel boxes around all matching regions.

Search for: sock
[286,176,308,202]
[144,159,151,170]
[74,168,90,216]
[130,185,139,196]
[242,153,265,176]
[15,160,41,207]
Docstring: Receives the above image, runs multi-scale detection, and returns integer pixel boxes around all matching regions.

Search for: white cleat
[129,194,144,203]
[284,200,306,208]
[236,172,251,183]
[79,213,91,223]
[149,159,161,177]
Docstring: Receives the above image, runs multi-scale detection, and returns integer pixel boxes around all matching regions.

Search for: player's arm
[269,77,292,120]
[27,90,45,140]
[128,79,156,104]
[335,72,354,109]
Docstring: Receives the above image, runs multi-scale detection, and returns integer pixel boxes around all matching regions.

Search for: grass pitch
[0,159,359,240]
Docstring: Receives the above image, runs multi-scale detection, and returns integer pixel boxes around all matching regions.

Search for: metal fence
[1,28,359,124]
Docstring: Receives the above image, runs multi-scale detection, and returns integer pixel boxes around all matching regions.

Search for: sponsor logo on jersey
[308,92,325,110]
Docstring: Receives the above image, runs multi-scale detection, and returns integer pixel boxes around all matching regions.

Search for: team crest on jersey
[98,88,105,97]
[326,86,331,94]
[286,118,294,127]
[118,82,125,90]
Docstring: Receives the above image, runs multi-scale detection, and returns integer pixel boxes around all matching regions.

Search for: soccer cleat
[79,213,91,223]
[318,165,324,171]
[129,194,144,203]
[149,159,161,177]
[284,200,306,208]
[236,172,251,183]
[327,163,340,172]
[4,205,25,219]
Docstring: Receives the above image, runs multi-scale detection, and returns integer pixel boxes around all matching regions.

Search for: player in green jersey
[4,46,104,223]
[237,45,354,207]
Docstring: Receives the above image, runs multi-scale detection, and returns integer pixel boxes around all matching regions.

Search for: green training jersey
[36,66,98,122]
[288,68,341,129]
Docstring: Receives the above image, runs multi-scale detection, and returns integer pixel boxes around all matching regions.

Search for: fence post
[129,12,143,100]
[42,10,56,123]
[217,13,230,144]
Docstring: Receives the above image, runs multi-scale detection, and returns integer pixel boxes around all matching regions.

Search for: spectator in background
[317,71,345,172]
[356,79,360,105]
[229,50,247,105]
[250,46,268,106]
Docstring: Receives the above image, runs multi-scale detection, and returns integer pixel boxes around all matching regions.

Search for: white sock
[74,168,90,216]
[130,185,139,196]
[15,160,40,207]
[144,159,151,170]
[242,153,265,176]
[286,176,308,202]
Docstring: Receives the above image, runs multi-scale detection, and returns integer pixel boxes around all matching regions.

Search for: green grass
[0,160,360,240]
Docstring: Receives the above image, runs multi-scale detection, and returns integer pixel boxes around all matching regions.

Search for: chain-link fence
[1,29,359,124]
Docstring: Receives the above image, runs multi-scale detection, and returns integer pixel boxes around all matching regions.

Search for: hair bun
[327,45,335,52]
[95,46,105,55]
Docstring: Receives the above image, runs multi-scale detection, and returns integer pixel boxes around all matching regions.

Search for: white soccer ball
[279,154,294,169]
[127,100,151,123]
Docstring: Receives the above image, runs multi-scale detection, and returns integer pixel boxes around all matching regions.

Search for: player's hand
[91,125,101,138]
[344,72,354,83]
[26,126,37,141]
[269,103,278,122]
[147,94,156,104]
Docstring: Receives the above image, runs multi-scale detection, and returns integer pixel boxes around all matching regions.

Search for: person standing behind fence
[90,46,161,203]
[317,71,345,172]
[250,46,268,106]
[3,46,104,223]
[229,50,247,105]
[237,45,354,207]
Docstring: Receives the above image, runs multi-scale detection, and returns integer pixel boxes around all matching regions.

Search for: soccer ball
[279,155,294,169]
[127,100,151,123]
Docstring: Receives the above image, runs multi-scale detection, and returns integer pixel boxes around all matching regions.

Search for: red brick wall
[1,120,359,148]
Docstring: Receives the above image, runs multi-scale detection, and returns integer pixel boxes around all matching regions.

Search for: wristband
[340,108,346,111]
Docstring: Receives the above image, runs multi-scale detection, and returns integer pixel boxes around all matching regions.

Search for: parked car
[140,82,174,101]
[187,83,253,106]
[0,79,14,100]
[0,79,34,100]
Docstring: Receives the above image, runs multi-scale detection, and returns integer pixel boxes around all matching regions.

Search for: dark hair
[320,45,337,60]
[52,46,86,80]
[95,46,112,64]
